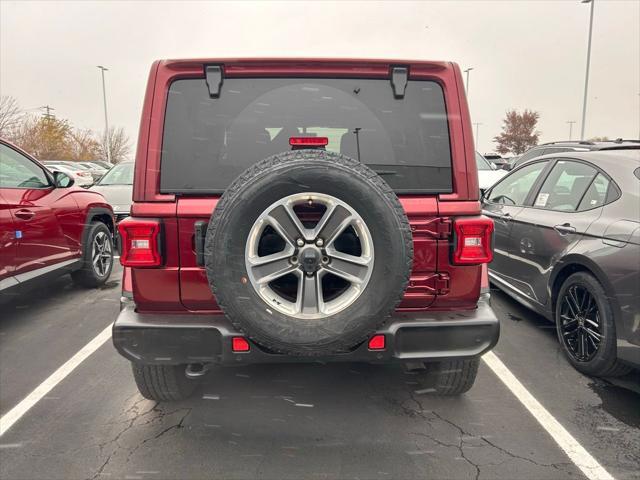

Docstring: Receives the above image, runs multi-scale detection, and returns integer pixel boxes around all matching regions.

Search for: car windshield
[96,162,133,185]
[476,152,495,170]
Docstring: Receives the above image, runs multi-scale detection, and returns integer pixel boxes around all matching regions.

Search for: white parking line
[0,324,112,437]
[482,352,614,480]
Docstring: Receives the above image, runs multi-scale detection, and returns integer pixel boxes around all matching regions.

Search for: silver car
[483,149,640,376]
[89,162,133,223]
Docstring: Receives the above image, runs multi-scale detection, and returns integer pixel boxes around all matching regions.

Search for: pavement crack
[89,454,112,480]
[411,404,481,479]
[431,410,575,475]
[87,401,194,478]
[123,407,192,464]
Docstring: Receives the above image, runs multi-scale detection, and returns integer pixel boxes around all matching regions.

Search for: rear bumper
[113,294,500,366]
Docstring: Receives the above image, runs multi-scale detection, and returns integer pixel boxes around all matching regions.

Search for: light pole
[473,122,482,145]
[464,68,474,96]
[97,65,111,164]
[580,0,595,140]
[566,120,576,140]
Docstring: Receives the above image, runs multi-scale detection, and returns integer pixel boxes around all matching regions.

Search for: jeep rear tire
[131,363,198,401]
[413,359,480,396]
[205,150,413,356]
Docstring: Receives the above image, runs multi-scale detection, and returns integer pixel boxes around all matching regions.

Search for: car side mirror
[53,171,74,188]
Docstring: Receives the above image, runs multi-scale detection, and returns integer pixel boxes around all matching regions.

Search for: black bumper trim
[113,294,500,365]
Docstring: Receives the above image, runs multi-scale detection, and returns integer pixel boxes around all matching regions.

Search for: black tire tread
[430,358,480,395]
[206,150,413,356]
[556,272,631,377]
[131,364,197,402]
[71,221,113,288]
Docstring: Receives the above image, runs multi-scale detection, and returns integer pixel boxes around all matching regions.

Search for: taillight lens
[118,218,162,267]
[452,217,494,265]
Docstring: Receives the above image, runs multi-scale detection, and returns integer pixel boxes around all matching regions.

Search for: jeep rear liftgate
[175,196,445,312]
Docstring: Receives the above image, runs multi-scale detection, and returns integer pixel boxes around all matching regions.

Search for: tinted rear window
[160,77,453,194]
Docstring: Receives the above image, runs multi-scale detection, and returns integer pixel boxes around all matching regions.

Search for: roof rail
[541,140,595,146]
[612,138,640,144]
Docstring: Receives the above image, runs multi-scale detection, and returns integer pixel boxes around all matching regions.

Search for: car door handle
[14,209,36,220]
[554,223,576,235]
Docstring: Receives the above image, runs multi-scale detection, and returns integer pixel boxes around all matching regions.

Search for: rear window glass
[160,77,453,194]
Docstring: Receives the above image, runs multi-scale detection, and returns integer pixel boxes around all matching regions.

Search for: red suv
[0,139,115,299]
[114,58,498,401]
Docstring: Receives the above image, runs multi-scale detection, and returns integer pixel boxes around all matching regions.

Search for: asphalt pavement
[0,264,638,480]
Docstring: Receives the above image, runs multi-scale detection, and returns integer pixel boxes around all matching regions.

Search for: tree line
[0,95,131,164]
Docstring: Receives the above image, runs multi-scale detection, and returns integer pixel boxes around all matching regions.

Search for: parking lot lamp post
[580,0,595,140]
[473,122,482,146]
[464,67,474,96]
[566,120,576,140]
[97,65,111,164]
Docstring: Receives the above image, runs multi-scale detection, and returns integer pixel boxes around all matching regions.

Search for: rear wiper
[371,169,397,176]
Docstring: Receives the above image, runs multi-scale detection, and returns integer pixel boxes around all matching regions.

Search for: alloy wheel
[245,192,374,319]
[92,231,113,278]
[559,284,602,362]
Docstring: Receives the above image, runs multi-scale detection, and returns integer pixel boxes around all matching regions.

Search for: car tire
[555,272,631,377]
[71,221,114,288]
[416,358,480,395]
[131,363,198,402]
[205,150,413,356]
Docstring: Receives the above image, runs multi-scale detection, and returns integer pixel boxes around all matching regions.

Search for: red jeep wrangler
[114,58,498,401]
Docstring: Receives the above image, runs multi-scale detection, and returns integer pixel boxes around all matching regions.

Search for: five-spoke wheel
[245,192,374,319]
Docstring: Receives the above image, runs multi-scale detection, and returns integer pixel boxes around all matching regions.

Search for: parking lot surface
[1,265,638,480]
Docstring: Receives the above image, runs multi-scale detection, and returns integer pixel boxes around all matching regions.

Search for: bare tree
[100,127,132,164]
[69,129,101,161]
[493,109,541,155]
[0,95,22,139]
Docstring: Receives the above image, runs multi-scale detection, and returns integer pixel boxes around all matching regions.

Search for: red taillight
[368,334,386,351]
[289,136,329,147]
[452,217,494,265]
[232,337,250,352]
[118,218,162,267]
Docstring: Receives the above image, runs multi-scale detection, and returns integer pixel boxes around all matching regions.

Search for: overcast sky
[1,0,638,155]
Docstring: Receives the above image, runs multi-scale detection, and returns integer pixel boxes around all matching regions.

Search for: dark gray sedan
[482,149,640,376]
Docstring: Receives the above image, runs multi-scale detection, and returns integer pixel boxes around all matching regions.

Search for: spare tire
[205,150,413,356]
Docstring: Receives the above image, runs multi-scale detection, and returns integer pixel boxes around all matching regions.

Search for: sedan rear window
[160,77,453,194]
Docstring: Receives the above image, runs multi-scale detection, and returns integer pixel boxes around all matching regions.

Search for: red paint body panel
[0,138,113,282]
[0,191,17,278]
[127,58,484,314]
